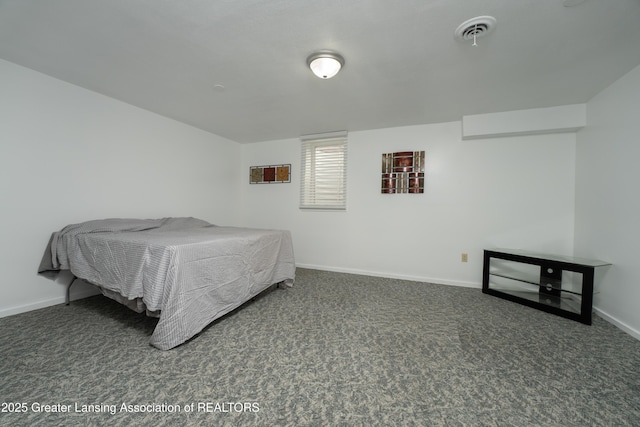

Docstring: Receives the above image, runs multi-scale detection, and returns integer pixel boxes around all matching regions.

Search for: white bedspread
[40,217,295,349]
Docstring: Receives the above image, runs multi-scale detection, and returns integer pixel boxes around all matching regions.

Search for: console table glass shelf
[482,249,610,325]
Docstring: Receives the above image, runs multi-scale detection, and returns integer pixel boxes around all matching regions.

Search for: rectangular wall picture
[250,164,291,184]
[381,151,424,194]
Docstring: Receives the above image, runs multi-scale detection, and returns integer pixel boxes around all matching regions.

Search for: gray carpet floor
[1,268,639,426]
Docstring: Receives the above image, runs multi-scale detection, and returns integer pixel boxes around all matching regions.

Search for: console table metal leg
[482,251,491,293]
[581,269,595,325]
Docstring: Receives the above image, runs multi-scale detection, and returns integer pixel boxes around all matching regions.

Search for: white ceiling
[1,0,640,143]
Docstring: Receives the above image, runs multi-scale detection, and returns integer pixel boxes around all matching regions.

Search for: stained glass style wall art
[381,151,425,194]
[250,164,291,184]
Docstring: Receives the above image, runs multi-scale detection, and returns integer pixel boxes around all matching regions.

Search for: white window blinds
[299,132,348,210]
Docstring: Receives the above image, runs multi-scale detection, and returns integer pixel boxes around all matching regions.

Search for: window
[299,132,348,210]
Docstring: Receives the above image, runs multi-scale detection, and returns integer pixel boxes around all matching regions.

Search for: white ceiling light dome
[307,52,345,79]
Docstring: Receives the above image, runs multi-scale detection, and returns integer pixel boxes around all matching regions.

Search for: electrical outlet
[461,253,468,263]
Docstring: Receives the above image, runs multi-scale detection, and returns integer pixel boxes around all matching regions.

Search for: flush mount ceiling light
[307,52,345,79]
[455,16,497,46]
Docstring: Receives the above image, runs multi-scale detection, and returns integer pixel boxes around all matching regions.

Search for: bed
[38,217,295,350]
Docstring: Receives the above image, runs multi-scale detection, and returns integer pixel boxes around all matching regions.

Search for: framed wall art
[381,151,424,194]
[250,164,291,184]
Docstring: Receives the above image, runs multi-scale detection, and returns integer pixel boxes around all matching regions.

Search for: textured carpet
[1,268,639,426]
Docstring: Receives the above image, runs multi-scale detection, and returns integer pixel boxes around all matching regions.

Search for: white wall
[0,55,587,327]
[575,63,640,338]
[0,59,242,316]
[241,121,577,287]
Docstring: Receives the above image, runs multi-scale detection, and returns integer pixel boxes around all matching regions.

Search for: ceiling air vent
[455,16,497,45]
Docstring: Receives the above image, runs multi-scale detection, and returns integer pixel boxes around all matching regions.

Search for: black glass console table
[482,249,611,324]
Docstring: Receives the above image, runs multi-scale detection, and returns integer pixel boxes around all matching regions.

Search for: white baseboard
[0,287,100,318]
[295,263,481,289]
[594,306,640,341]
[6,267,638,344]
